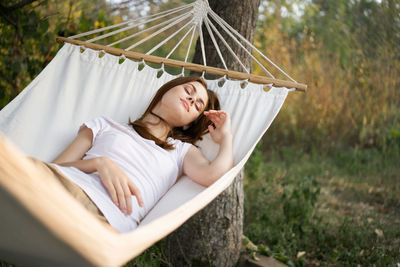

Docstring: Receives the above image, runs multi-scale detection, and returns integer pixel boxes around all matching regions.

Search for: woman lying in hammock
[46,76,233,233]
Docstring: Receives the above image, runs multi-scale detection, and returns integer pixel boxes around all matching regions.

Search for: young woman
[48,76,234,233]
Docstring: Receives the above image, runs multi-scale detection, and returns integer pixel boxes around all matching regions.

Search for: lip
[180,98,189,112]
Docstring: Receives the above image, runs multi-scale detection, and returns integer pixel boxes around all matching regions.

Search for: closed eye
[195,101,203,112]
[185,84,204,112]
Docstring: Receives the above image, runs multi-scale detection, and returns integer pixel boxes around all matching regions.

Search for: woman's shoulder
[88,116,133,132]
[167,136,187,145]
[91,116,125,126]
[167,137,192,153]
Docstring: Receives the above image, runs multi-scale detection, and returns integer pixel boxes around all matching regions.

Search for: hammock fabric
[0,43,288,266]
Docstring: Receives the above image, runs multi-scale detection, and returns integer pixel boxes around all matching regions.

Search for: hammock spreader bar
[66,0,307,91]
[56,37,307,91]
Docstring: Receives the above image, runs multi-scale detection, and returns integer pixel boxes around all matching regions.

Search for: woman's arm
[183,110,234,187]
[52,125,93,165]
[52,126,143,215]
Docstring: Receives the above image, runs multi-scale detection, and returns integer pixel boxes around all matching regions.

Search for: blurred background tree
[0,0,117,107]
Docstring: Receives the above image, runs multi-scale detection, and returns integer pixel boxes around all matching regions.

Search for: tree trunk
[164,1,260,266]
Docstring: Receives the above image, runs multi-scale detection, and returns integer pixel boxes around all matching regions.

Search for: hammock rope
[208,9,296,82]
[60,0,306,91]
[204,16,250,73]
[110,11,191,48]
[203,17,227,70]
[206,12,272,77]
[69,2,195,40]
[145,18,194,55]
[164,24,196,59]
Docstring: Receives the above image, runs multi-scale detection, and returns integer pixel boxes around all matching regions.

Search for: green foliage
[255,0,400,152]
[281,175,320,235]
[125,241,166,267]
[0,0,118,109]
[244,142,400,266]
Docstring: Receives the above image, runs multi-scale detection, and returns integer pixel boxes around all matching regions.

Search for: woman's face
[156,81,209,127]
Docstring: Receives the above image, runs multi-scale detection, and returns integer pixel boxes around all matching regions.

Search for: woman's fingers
[114,182,127,214]
[122,181,133,215]
[204,111,219,121]
[98,158,143,215]
[208,124,215,134]
[103,179,119,207]
[204,110,232,145]
[109,178,143,215]
[205,111,227,128]
[129,180,144,207]
[204,110,227,120]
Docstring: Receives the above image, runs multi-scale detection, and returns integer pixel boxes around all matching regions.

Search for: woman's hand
[96,157,144,215]
[183,110,233,187]
[204,110,232,144]
[52,126,143,215]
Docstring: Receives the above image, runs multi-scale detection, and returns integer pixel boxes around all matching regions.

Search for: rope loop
[240,78,249,89]
[200,70,206,79]
[137,58,146,71]
[217,74,227,88]
[219,74,227,81]
[141,58,146,66]
[156,63,165,79]
[180,66,185,77]
[98,49,106,58]
[118,54,127,64]
[79,45,86,53]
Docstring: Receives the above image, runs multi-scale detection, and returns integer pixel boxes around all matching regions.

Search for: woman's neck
[142,111,171,141]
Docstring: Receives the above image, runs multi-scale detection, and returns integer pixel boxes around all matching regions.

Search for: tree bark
[191,0,260,73]
[164,1,260,266]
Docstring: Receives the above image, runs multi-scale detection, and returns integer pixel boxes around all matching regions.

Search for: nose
[187,96,195,105]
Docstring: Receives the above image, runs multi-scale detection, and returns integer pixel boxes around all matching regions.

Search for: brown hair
[129,76,220,150]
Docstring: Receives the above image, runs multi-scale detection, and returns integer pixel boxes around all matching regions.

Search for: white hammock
[0,1,304,266]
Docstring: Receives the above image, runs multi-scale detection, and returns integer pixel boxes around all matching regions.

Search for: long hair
[129,76,220,150]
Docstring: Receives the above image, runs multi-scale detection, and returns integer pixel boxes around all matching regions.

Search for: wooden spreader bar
[57,37,307,92]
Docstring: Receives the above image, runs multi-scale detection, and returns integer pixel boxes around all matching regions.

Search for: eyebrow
[189,84,205,106]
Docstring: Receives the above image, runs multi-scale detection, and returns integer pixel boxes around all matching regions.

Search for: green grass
[125,241,168,267]
[243,141,400,266]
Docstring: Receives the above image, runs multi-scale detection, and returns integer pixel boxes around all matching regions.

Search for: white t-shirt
[52,116,192,233]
